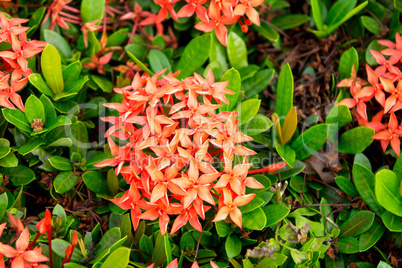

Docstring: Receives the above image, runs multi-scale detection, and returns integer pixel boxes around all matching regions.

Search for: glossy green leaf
[271,14,310,30]
[28,74,55,98]
[0,165,35,186]
[275,141,295,168]
[252,22,279,41]
[359,220,385,252]
[54,171,79,194]
[219,68,241,112]
[366,39,386,66]
[49,156,73,171]
[0,193,8,220]
[361,16,381,35]
[241,115,272,136]
[274,63,293,119]
[176,34,212,79]
[311,0,323,30]
[262,204,290,227]
[41,45,64,94]
[243,69,274,97]
[69,122,88,159]
[227,32,248,69]
[335,176,358,198]
[180,232,196,250]
[18,138,45,155]
[83,171,110,195]
[25,95,46,124]
[338,47,359,81]
[235,99,260,126]
[339,211,375,238]
[335,237,359,253]
[148,49,171,74]
[325,1,368,34]
[152,233,166,266]
[239,196,264,213]
[353,163,384,215]
[242,207,266,230]
[225,235,241,258]
[339,126,374,154]
[43,30,73,59]
[291,124,329,160]
[100,247,130,268]
[381,211,402,232]
[81,0,105,23]
[215,221,234,237]
[375,169,402,216]
[92,75,112,93]
[3,108,31,133]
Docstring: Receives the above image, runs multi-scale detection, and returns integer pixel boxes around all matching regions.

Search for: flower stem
[48,228,53,268]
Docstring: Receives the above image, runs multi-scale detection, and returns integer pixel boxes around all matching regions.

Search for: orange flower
[213,188,255,228]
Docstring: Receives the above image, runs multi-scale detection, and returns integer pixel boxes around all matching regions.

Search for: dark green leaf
[291,124,329,160]
[381,211,402,232]
[361,16,381,34]
[54,171,79,194]
[358,220,385,251]
[83,171,110,195]
[3,108,31,133]
[335,176,358,198]
[242,207,266,230]
[43,30,73,59]
[234,99,261,126]
[262,204,290,227]
[375,169,402,216]
[271,14,310,30]
[28,74,55,98]
[219,68,241,112]
[49,156,73,171]
[225,235,241,258]
[0,165,35,186]
[335,237,359,254]
[252,22,279,41]
[274,64,293,119]
[148,49,171,74]
[176,34,212,79]
[338,126,374,154]
[338,47,359,81]
[339,210,375,238]
[243,69,274,97]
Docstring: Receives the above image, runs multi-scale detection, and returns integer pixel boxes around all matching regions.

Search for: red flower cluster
[337,33,402,156]
[96,69,284,235]
[0,13,46,111]
[42,0,81,30]
[121,0,264,46]
[0,213,49,268]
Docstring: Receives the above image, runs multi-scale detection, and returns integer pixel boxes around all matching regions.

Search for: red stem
[248,167,275,174]
[67,245,76,263]
[209,149,223,156]
[29,232,41,249]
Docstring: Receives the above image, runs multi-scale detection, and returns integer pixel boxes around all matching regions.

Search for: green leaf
[225,235,241,258]
[239,196,265,213]
[377,261,393,268]
[63,61,82,88]
[338,126,374,154]
[54,171,79,194]
[243,69,274,97]
[0,147,10,160]
[40,95,57,125]
[27,7,46,37]
[180,232,196,250]
[148,49,171,74]
[28,74,55,98]
[289,176,306,193]
[69,122,88,159]
[291,124,329,160]
[381,211,402,232]
[41,45,64,94]
[94,227,121,255]
[234,99,261,126]
[2,108,31,133]
[339,211,375,238]
[353,163,384,215]
[361,16,381,35]
[227,32,248,69]
[92,75,112,93]
[120,214,133,247]
[43,30,73,59]
[335,176,358,198]
[25,95,46,124]
[326,105,352,128]
[271,14,310,30]
[139,235,154,262]
[358,220,385,252]
[152,233,166,267]
[274,64,293,119]
[366,39,386,66]
[49,156,73,171]
[275,141,295,168]
[107,169,119,197]
[262,204,290,227]
[219,68,241,112]
[81,0,106,24]
[325,1,368,34]
[241,115,273,136]
[176,34,212,79]
[215,221,234,237]
[375,169,402,216]
[396,0,402,11]
[0,153,18,168]
[252,22,279,41]
[338,47,359,80]
[335,237,359,254]
[100,247,130,268]
[311,0,323,30]
[18,138,45,155]
[125,48,154,76]
[242,207,266,230]
[83,171,110,195]
[0,165,35,186]
[0,192,8,220]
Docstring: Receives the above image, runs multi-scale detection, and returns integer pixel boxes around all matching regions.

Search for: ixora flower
[0,13,46,111]
[0,217,49,268]
[338,32,402,156]
[96,69,286,235]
